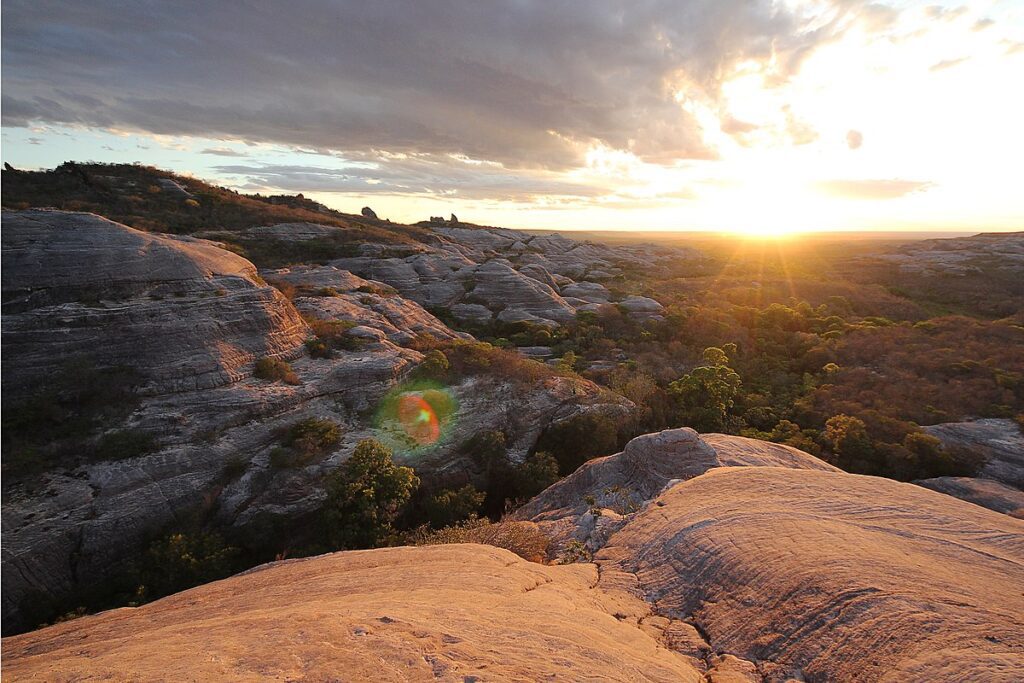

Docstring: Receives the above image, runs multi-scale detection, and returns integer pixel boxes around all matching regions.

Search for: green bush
[422,484,486,528]
[254,357,300,384]
[411,349,450,381]
[94,429,158,461]
[285,418,342,456]
[322,439,419,549]
[136,532,240,602]
[535,412,620,475]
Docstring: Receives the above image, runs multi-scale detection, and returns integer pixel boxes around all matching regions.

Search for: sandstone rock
[516,429,838,550]
[469,260,576,324]
[361,206,378,219]
[1,210,308,396]
[562,281,612,303]
[598,466,1024,682]
[450,303,492,324]
[517,346,554,360]
[916,476,1024,517]
[155,178,193,198]
[263,264,381,292]
[924,418,1024,489]
[1,545,704,682]
[619,295,665,313]
[295,293,467,346]
[518,263,560,290]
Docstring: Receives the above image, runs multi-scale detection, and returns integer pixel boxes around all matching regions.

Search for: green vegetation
[321,439,420,549]
[270,417,343,467]
[2,360,145,474]
[253,357,300,384]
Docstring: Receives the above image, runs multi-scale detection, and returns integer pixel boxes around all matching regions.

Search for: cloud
[200,147,249,157]
[815,179,934,199]
[2,0,886,174]
[929,57,968,72]
[215,155,607,202]
[846,129,863,150]
[972,18,994,32]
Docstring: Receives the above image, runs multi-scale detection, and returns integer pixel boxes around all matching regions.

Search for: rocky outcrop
[7,430,1023,681]
[924,418,1024,489]
[331,224,694,327]
[361,206,378,219]
[265,264,469,346]
[2,545,704,682]
[597,466,1024,682]
[1,211,630,635]
[2,210,308,396]
[516,429,839,550]
[916,476,1024,517]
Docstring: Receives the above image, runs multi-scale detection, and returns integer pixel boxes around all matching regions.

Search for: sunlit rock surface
[6,430,1022,682]
[1,544,704,682]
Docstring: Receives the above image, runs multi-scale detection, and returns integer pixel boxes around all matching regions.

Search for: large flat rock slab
[598,466,1024,682]
[2,544,701,682]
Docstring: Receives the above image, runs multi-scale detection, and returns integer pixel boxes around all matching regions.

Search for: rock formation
[924,418,1024,490]
[1,210,629,635]
[361,206,378,219]
[2,209,308,396]
[6,428,1023,681]
[916,476,1024,517]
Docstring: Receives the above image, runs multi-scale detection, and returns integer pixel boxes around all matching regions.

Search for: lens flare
[396,393,440,445]
[373,381,458,454]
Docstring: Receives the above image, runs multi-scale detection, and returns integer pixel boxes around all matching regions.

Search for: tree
[514,451,560,498]
[669,346,742,433]
[824,414,875,472]
[322,439,419,549]
[423,484,485,528]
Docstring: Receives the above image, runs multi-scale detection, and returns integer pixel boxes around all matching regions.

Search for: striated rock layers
[1,210,628,636]
[1,209,309,396]
[6,428,1023,681]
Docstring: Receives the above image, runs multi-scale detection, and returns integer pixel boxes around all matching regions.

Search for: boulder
[1,210,308,396]
[470,260,575,324]
[360,206,378,219]
[450,303,493,324]
[924,419,1024,489]
[598,466,1024,682]
[619,295,665,313]
[562,281,612,303]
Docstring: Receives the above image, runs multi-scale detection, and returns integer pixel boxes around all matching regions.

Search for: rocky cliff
[5,429,1022,681]
[1,210,628,634]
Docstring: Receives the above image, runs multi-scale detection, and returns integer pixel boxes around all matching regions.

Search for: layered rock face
[916,476,1024,517]
[2,210,309,395]
[333,223,695,326]
[7,429,1022,682]
[1,211,628,635]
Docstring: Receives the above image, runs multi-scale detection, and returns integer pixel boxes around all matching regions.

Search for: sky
[3,0,1023,234]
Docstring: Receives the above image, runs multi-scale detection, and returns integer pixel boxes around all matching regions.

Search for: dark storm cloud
[2,0,882,173]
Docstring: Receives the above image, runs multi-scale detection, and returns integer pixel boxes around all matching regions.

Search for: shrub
[93,429,158,461]
[422,484,486,528]
[254,357,300,384]
[412,516,550,562]
[285,418,342,456]
[136,532,240,602]
[322,439,419,549]
[411,349,450,381]
[513,451,560,498]
[535,412,620,475]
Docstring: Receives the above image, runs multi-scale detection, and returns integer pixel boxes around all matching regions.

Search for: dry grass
[411,516,550,563]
